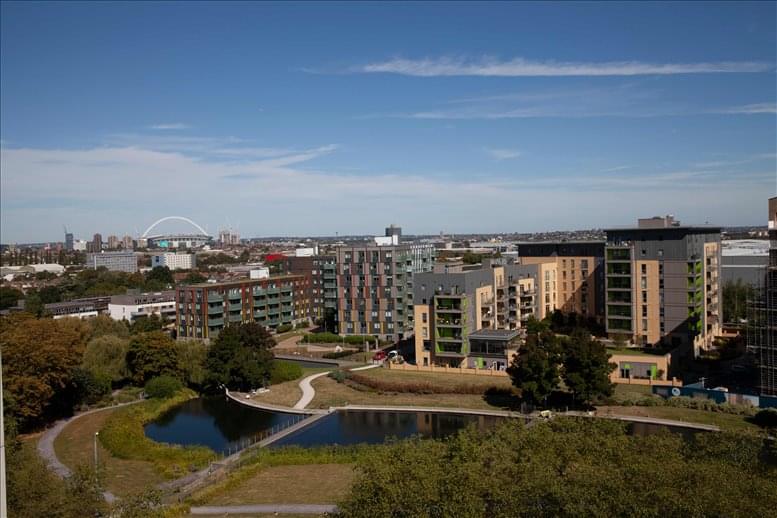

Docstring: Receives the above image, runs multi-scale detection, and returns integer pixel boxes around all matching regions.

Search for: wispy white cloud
[601,165,632,173]
[149,123,191,130]
[713,103,777,114]
[356,56,771,77]
[483,147,522,160]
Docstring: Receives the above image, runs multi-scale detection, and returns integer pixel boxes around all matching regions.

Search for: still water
[144,397,704,454]
[144,397,504,453]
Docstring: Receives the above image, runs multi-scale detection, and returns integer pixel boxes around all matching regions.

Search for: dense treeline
[722,279,755,324]
[339,418,777,518]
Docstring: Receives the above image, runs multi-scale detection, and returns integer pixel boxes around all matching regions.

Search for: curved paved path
[37,400,142,503]
[293,371,332,409]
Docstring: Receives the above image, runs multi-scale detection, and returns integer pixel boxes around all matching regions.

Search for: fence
[220,412,310,457]
[652,385,777,409]
[387,362,509,377]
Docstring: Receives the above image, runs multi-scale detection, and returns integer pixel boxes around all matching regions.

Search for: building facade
[152,252,197,270]
[335,241,435,341]
[517,241,605,321]
[176,274,310,340]
[604,215,722,353]
[283,253,336,323]
[747,197,777,396]
[109,290,176,323]
[413,262,539,369]
[45,296,111,319]
[86,251,138,273]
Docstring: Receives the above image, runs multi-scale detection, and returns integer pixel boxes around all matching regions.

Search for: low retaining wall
[387,362,509,377]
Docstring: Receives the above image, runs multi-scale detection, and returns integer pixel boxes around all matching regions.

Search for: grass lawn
[53,406,165,497]
[309,376,512,411]
[247,366,331,407]
[356,367,513,391]
[204,463,356,505]
[599,405,760,433]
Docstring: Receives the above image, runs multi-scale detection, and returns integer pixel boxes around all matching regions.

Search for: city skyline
[2,2,776,242]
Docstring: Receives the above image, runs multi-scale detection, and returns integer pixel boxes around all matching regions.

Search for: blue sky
[1,1,775,242]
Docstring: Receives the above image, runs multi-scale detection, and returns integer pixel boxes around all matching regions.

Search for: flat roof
[184,273,304,289]
[722,239,769,257]
[468,329,520,340]
[604,225,721,232]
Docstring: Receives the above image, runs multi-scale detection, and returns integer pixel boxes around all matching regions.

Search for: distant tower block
[385,224,402,238]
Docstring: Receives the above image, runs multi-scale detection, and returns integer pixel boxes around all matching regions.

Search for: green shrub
[295,322,309,330]
[144,375,184,399]
[99,390,216,478]
[347,373,502,395]
[328,370,349,383]
[752,408,777,428]
[276,324,293,333]
[269,360,303,385]
[301,333,390,346]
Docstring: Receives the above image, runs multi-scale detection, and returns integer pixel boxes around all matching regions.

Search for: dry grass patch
[53,406,164,497]
[205,463,356,505]
[310,376,511,411]
[599,405,760,432]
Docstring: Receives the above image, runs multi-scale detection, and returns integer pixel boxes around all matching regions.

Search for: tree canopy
[82,334,130,384]
[560,329,615,405]
[204,323,276,391]
[126,331,182,385]
[507,331,560,405]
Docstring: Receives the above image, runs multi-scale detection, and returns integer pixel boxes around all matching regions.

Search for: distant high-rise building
[218,229,240,246]
[151,252,196,270]
[385,224,402,240]
[122,235,134,250]
[64,232,74,251]
[107,235,120,249]
[88,233,103,253]
[747,197,777,396]
[86,251,137,273]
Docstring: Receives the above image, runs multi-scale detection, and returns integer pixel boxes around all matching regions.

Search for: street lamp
[94,432,99,472]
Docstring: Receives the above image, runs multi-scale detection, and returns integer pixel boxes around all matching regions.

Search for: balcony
[208,305,222,314]
[207,318,224,326]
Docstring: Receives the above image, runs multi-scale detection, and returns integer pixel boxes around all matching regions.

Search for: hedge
[270,360,304,385]
[99,389,216,478]
[144,375,183,399]
[300,332,390,346]
[347,372,506,395]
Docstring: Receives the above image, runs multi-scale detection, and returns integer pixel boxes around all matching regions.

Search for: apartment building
[86,251,138,273]
[412,261,540,369]
[109,290,176,323]
[176,274,310,340]
[151,252,197,270]
[283,253,337,323]
[335,240,435,341]
[517,241,605,321]
[747,197,777,396]
[45,296,111,319]
[604,215,722,353]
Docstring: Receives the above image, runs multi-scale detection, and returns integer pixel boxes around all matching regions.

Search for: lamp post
[94,432,99,472]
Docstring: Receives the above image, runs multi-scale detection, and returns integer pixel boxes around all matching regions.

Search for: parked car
[373,350,388,362]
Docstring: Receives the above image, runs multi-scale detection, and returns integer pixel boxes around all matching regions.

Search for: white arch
[141,216,209,238]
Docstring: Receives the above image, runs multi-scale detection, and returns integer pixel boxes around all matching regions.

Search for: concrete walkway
[293,371,332,409]
[190,504,337,515]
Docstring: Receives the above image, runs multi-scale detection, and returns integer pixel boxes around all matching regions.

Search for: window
[642,291,647,304]
[641,264,647,274]
[642,306,647,317]
[581,259,589,269]
[641,277,647,289]
[641,249,646,257]
[422,312,427,323]
[657,249,664,257]
[642,319,648,331]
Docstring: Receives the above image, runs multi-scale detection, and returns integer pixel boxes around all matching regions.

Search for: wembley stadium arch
[139,216,213,249]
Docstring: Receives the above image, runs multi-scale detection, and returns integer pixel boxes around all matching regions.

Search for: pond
[144,397,505,453]
[144,397,706,455]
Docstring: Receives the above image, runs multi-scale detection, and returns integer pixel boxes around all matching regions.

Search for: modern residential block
[335,240,435,341]
[517,241,605,321]
[604,215,722,353]
[283,253,337,323]
[176,274,310,340]
[45,296,112,319]
[747,197,777,396]
[109,290,176,323]
[412,261,540,370]
[86,251,138,273]
[151,252,197,270]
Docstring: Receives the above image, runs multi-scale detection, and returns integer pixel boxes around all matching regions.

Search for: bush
[347,373,502,395]
[301,333,390,346]
[270,360,303,385]
[276,324,293,333]
[752,408,777,428]
[144,376,183,399]
[328,370,349,383]
[295,322,309,330]
[73,368,112,406]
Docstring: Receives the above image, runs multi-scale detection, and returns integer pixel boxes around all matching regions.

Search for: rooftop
[721,239,769,257]
[184,273,304,289]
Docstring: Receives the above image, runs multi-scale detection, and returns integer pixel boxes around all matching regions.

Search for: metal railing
[219,412,310,457]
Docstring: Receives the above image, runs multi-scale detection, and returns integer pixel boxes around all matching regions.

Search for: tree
[184,271,207,284]
[130,313,164,334]
[204,323,275,391]
[0,314,89,428]
[524,316,550,336]
[145,266,173,287]
[82,335,130,383]
[561,329,615,405]
[175,339,208,388]
[507,332,560,406]
[86,314,130,339]
[0,286,23,310]
[126,331,182,385]
[722,279,755,324]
